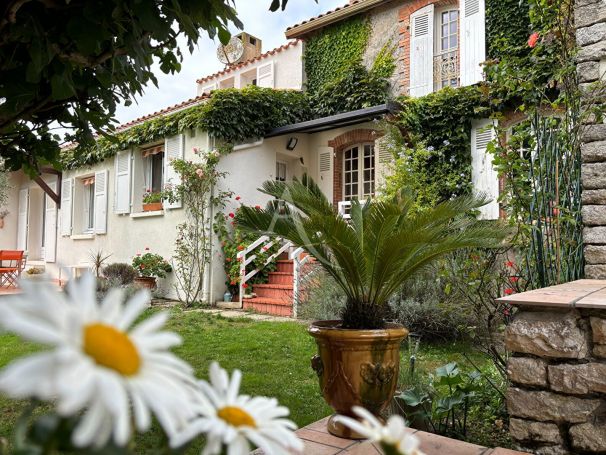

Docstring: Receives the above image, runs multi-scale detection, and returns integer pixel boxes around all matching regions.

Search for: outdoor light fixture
[286,137,298,151]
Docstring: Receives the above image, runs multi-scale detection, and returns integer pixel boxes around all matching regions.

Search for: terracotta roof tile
[195,39,301,85]
[285,0,362,31]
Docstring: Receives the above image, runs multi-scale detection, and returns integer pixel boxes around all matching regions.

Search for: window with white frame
[145,151,164,193]
[276,161,287,182]
[82,176,95,232]
[343,144,375,201]
[435,8,459,90]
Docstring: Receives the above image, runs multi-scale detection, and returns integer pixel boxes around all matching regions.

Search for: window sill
[71,234,95,240]
[130,210,164,219]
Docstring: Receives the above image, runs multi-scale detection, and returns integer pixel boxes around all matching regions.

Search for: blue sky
[114,0,345,124]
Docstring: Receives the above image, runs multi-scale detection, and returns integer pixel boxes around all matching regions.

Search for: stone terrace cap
[496,279,606,309]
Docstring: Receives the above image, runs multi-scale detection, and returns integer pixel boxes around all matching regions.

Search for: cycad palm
[237,176,506,329]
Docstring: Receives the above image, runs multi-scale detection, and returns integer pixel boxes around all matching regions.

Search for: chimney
[234,32,262,63]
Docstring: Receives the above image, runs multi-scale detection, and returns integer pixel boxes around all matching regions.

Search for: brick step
[268,272,294,285]
[276,260,294,273]
[243,297,293,317]
[252,283,293,299]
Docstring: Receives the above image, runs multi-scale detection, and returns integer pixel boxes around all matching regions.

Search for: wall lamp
[286,137,298,151]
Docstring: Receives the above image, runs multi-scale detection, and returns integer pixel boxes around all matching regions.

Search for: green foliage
[237,176,506,329]
[132,251,172,279]
[304,16,371,94]
[486,0,530,59]
[142,191,163,204]
[102,263,137,286]
[61,86,310,169]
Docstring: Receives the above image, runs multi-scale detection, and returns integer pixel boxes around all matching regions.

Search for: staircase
[243,259,294,317]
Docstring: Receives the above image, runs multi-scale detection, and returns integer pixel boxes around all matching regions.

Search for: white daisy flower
[0,274,207,449]
[334,406,425,455]
[171,361,304,455]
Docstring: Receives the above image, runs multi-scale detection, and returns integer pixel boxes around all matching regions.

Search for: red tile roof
[285,0,362,32]
[195,39,301,85]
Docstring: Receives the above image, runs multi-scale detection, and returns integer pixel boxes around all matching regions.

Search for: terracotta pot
[134,276,157,289]
[143,202,163,212]
[308,320,408,439]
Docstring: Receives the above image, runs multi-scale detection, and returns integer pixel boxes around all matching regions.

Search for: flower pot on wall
[308,320,408,439]
[143,202,163,212]
[134,276,157,289]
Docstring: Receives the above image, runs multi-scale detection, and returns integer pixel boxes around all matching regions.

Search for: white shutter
[94,170,108,234]
[471,119,499,220]
[60,179,72,236]
[460,0,486,86]
[374,139,393,194]
[317,147,333,204]
[44,182,57,262]
[164,134,184,209]
[17,188,29,250]
[409,5,434,97]
[257,62,275,88]
[114,150,132,214]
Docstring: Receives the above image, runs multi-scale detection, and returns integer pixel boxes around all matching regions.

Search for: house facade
[0,0,498,307]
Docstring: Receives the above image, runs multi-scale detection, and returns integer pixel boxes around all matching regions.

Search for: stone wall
[578,0,606,278]
[505,306,606,454]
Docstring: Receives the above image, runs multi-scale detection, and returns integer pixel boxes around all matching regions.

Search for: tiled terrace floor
[265,417,527,455]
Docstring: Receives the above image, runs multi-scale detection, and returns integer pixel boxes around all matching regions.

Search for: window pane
[442,24,448,36]
[442,38,448,50]
[450,21,457,34]
[364,170,371,181]
[345,160,351,171]
[450,35,458,48]
[364,183,370,194]
[442,11,448,22]
[450,10,458,20]
[364,157,371,168]
[151,153,164,192]
[352,159,358,171]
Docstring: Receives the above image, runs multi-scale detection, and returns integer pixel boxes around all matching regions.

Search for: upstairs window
[435,9,459,90]
[82,176,95,233]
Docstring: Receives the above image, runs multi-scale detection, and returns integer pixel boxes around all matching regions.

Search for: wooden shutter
[114,150,131,214]
[460,0,486,86]
[60,179,72,236]
[44,182,57,262]
[317,147,333,204]
[374,138,393,194]
[17,188,29,250]
[257,62,275,88]
[471,119,499,220]
[94,170,108,234]
[164,134,184,209]
[409,5,434,97]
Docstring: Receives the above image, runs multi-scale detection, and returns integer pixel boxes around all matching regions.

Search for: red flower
[505,261,514,268]
[528,32,539,48]
[228,213,235,218]
[504,288,515,295]
[237,245,244,251]
[140,265,145,269]
[255,205,261,210]
[242,283,249,289]
[230,280,236,286]
[509,276,519,283]
[226,257,232,262]
[231,221,236,226]
[503,308,511,316]
[235,196,241,201]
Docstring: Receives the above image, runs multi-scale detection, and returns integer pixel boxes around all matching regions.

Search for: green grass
[0,309,508,452]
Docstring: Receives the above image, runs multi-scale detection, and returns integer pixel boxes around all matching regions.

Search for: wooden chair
[0,250,25,288]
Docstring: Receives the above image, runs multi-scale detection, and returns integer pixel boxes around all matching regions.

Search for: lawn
[0,309,503,452]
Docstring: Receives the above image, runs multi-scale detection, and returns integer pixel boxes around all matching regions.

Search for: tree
[0,0,291,173]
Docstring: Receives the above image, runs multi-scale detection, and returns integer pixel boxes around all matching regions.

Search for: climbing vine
[303,16,371,94]
[486,0,530,59]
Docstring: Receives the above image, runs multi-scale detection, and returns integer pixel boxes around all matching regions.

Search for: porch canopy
[265,102,399,138]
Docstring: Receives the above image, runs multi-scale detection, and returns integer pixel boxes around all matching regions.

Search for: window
[276,161,287,182]
[435,9,459,90]
[145,152,164,193]
[343,144,375,201]
[82,177,95,232]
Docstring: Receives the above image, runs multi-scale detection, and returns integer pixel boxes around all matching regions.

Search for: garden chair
[0,250,25,288]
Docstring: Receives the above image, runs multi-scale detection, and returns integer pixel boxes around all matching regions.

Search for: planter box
[134,276,157,289]
[142,202,163,212]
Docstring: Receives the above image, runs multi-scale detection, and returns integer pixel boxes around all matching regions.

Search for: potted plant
[142,190,163,212]
[237,176,504,438]
[132,250,172,289]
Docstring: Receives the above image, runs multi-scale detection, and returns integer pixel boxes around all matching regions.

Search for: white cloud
[115,0,344,124]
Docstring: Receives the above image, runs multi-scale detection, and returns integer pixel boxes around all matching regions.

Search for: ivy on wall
[486,0,530,59]
[62,87,311,169]
[303,16,371,94]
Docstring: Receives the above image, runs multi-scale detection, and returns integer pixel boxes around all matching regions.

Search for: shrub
[296,270,345,321]
[102,263,137,285]
[132,251,172,279]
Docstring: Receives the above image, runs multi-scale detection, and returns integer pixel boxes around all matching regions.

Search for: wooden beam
[34,176,60,206]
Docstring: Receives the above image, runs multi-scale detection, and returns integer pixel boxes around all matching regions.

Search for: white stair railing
[236,236,292,307]
[290,247,315,319]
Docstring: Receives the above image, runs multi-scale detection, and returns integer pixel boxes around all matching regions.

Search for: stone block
[585,245,606,264]
[586,264,606,279]
[584,226,606,244]
[509,418,562,444]
[595,344,606,357]
[578,60,600,82]
[578,40,606,63]
[582,124,606,143]
[570,422,606,452]
[582,205,606,225]
[533,445,572,455]
[505,311,588,359]
[548,362,606,394]
[582,162,606,189]
[507,388,602,423]
[575,1,606,29]
[578,22,606,47]
[507,357,547,387]
[591,317,606,343]
[583,189,606,205]
[581,140,606,162]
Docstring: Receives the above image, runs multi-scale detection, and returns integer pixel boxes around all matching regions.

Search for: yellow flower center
[217,406,256,428]
[83,323,141,376]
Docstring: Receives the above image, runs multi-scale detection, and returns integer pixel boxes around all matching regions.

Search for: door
[17,188,29,251]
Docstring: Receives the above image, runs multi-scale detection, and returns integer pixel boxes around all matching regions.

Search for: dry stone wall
[506,307,606,454]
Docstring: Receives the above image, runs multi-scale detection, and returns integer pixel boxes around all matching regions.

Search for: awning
[265,103,399,138]
[142,144,164,157]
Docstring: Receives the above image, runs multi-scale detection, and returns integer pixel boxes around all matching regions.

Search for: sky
[114,0,345,125]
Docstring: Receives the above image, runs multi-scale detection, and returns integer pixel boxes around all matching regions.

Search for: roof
[265,102,398,137]
[116,94,210,131]
[285,0,387,39]
[196,40,301,85]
